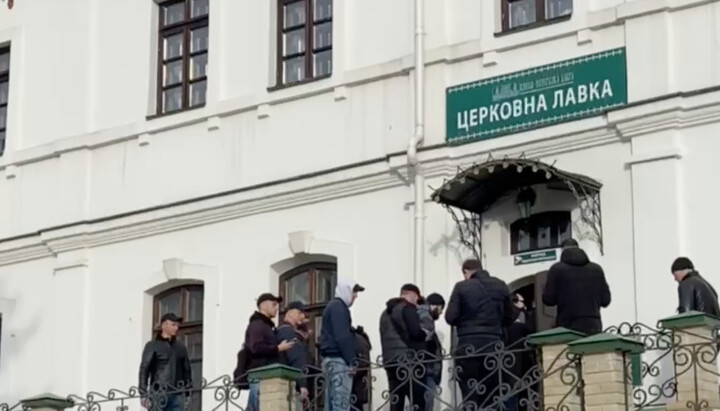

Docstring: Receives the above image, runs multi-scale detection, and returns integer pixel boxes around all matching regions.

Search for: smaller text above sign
[446,48,628,144]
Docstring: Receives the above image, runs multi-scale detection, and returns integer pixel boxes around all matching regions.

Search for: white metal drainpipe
[408,0,425,287]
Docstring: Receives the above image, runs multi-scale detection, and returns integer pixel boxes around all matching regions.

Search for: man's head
[561,238,579,250]
[335,279,365,307]
[257,293,283,318]
[400,283,421,305]
[282,301,307,326]
[160,313,182,338]
[461,259,483,280]
[671,257,694,283]
[426,293,446,320]
[512,293,526,310]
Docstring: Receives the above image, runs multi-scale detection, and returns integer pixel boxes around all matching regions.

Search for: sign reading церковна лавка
[446,48,628,144]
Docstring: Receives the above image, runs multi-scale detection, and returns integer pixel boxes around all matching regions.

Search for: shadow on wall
[428,225,477,267]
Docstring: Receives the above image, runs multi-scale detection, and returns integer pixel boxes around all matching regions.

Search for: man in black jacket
[138,313,192,411]
[445,259,513,409]
[244,293,295,411]
[381,284,428,411]
[276,301,311,402]
[671,257,720,316]
[543,239,611,335]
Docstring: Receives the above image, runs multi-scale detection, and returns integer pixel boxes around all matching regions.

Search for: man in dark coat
[543,239,611,335]
[276,301,311,402]
[139,313,192,411]
[445,259,513,409]
[417,293,445,411]
[243,293,295,411]
[671,257,720,316]
[351,325,372,410]
[319,279,365,411]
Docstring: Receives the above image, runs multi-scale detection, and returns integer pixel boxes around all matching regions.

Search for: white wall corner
[288,231,314,255]
[482,50,499,67]
[207,116,221,132]
[576,29,592,45]
[4,164,18,179]
[162,258,185,281]
[333,86,349,102]
[625,146,684,167]
[257,104,271,119]
[138,133,151,147]
[53,249,90,272]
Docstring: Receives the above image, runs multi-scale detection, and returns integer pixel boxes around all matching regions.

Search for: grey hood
[335,278,357,306]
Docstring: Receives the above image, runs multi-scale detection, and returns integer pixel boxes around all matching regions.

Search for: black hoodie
[379,298,408,364]
[244,311,280,371]
[543,247,611,335]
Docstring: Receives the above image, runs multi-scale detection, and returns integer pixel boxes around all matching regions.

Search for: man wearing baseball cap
[138,312,192,411]
[240,293,296,411]
[671,257,720,316]
[276,302,313,403]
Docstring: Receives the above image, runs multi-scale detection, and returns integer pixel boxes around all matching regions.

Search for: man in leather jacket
[671,257,720,316]
[138,313,192,411]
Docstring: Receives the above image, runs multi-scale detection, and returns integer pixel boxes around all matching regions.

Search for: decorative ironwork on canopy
[431,156,604,258]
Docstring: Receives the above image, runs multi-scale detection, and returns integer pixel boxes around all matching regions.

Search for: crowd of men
[137,239,719,411]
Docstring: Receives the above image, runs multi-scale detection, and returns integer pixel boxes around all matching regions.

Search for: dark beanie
[426,293,445,307]
[671,257,694,272]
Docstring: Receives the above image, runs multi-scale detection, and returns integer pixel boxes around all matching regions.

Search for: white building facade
[0,0,719,406]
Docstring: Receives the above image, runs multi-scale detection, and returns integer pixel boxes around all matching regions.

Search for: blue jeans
[246,381,260,411]
[424,376,436,411]
[323,357,352,411]
[161,394,182,411]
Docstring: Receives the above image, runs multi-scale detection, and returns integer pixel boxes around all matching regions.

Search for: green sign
[513,249,557,266]
[446,48,628,144]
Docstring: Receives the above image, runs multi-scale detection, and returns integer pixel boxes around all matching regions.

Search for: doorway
[509,271,557,333]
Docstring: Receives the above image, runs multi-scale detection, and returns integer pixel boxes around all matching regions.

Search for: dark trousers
[455,336,501,410]
[385,364,426,411]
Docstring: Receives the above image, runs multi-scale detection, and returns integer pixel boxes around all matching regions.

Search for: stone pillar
[567,333,645,411]
[528,327,586,411]
[659,311,720,411]
[20,394,73,411]
[247,364,301,411]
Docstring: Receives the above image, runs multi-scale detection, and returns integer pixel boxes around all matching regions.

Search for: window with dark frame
[510,211,572,254]
[502,0,572,31]
[276,0,333,87]
[157,0,209,115]
[153,285,204,411]
[0,47,10,156]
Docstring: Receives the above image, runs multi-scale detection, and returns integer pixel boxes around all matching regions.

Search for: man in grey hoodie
[319,278,365,411]
[416,293,445,411]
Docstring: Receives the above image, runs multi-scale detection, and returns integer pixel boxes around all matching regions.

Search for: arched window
[510,211,572,254]
[279,262,336,364]
[153,285,204,409]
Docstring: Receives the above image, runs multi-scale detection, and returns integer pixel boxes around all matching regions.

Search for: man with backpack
[233,293,295,411]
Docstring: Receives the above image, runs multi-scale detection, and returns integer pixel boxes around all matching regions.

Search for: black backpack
[233,347,250,390]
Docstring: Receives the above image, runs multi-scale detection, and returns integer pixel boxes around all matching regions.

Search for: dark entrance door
[509,271,556,332]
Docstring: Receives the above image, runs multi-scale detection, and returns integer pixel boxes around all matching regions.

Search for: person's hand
[348,367,356,376]
[300,388,309,399]
[141,398,152,410]
[278,339,295,352]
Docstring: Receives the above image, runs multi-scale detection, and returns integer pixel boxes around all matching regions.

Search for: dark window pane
[163,87,183,112]
[187,288,204,322]
[313,22,332,49]
[190,80,206,106]
[191,0,209,18]
[0,82,8,104]
[315,269,336,304]
[164,33,184,59]
[509,0,536,28]
[313,0,332,21]
[184,332,203,360]
[284,28,306,56]
[190,361,202,385]
[314,315,322,344]
[0,52,10,72]
[537,224,551,249]
[285,271,310,304]
[546,0,572,19]
[284,1,306,28]
[157,291,182,322]
[516,227,531,253]
[0,131,5,155]
[557,218,571,244]
[313,50,332,77]
[190,53,207,80]
[191,26,209,52]
[283,56,305,83]
[164,60,183,86]
[163,2,185,26]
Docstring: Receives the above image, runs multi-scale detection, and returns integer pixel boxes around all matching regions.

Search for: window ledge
[267,74,332,92]
[146,104,206,121]
[495,15,572,37]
